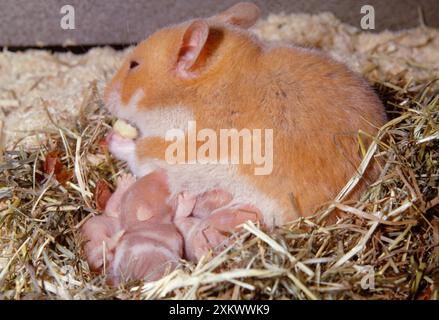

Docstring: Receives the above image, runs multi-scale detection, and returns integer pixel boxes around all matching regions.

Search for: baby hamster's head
[103,2,261,136]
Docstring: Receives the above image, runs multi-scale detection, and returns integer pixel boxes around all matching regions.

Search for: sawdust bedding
[0,12,438,299]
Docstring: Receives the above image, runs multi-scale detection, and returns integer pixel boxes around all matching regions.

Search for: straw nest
[0,12,438,300]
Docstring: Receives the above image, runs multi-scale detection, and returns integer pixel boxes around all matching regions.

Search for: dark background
[0,0,438,47]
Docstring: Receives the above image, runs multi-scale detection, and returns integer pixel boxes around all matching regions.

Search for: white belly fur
[132,158,283,228]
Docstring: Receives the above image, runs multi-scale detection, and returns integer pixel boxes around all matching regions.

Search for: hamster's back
[233,44,386,221]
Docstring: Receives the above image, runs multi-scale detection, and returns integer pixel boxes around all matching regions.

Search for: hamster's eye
[129,60,140,70]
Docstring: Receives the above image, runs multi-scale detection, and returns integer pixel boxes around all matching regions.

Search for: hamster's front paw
[106,131,136,163]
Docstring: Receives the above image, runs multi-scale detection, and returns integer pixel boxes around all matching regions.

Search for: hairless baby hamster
[81,171,183,284]
[81,170,260,283]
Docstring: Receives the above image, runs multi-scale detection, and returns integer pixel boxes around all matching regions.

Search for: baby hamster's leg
[192,189,233,219]
[82,174,137,275]
[105,173,136,218]
[188,205,261,262]
[175,192,196,219]
[174,190,261,262]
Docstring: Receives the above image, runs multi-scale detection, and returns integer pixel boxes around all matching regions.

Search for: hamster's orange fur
[104,2,386,224]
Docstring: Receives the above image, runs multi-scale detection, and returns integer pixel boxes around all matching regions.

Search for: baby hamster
[81,171,183,284]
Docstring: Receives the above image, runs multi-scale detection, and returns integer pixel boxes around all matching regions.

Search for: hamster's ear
[210,2,261,29]
[175,19,209,79]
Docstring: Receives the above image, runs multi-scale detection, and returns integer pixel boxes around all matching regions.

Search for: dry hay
[0,12,438,300]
